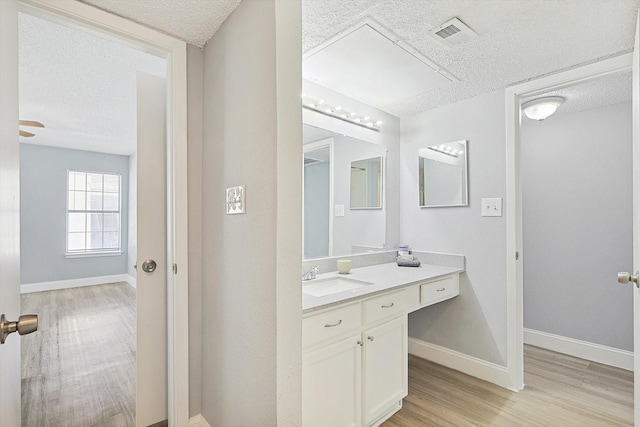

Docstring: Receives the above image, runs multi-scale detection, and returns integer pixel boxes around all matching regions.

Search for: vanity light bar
[427,145,464,158]
[302,95,382,132]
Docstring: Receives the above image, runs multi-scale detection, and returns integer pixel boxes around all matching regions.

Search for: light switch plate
[481,197,502,217]
[226,185,245,214]
[334,204,345,217]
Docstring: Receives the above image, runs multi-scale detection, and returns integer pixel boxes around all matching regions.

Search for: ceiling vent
[429,17,478,47]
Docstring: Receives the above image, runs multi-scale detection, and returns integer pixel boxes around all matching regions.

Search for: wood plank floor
[383,345,633,427]
[21,282,136,427]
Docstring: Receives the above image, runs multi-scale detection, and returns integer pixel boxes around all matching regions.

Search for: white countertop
[302,262,464,313]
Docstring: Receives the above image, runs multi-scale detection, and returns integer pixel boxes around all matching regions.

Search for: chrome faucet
[302,266,319,281]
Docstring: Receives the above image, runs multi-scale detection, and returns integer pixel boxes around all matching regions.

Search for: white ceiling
[78,0,639,117]
[19,12,166,155]
[79,0,242,48]
[303,0,639,117]
[525,71,632,119]
[302,22,455,108]
[18,0,640,156]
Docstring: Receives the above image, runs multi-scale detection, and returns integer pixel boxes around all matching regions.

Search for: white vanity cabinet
[302,302,363,427]
[302,334,363,427]
[302,271,460,427]
[302,291,408,427]
[362,315,407,425]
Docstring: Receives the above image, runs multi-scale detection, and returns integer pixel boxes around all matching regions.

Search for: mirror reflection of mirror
[419,140,468,207]
[303,124,386,260]
[350,156,382,209]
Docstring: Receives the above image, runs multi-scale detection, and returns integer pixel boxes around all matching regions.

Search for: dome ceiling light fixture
[522,96,565,121]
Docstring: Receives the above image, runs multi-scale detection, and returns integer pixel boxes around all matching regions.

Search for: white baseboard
[21,274,133,294]
[524,328,633,371]
[408,337,513,390]
[189,414,211,427]
[125,274,136,288]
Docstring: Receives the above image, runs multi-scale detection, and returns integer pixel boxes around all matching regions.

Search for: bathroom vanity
[302,262,463,427]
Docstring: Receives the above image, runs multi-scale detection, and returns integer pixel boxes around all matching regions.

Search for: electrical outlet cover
[226,185,245,214]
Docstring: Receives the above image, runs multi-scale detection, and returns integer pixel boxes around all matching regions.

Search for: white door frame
[17,0,190,425]
[504,53,633,391]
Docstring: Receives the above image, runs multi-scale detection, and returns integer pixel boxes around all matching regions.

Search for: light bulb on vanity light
[522,96,565,121]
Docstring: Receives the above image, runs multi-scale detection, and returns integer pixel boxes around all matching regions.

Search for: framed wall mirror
[419,140,468,207]
[303,124,386,259]
[350,156,382,209]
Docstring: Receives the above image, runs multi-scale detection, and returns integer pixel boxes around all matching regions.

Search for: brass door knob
[0,313,38,344]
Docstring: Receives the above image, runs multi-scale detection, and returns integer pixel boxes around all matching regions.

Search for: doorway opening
[16,4,180,425]
[505,53,633,393]
[518,70,633,424]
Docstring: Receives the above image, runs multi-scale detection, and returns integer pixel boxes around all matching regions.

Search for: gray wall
[401,89,508,365]
[186,43,204,418]
[20,143,129,284]
[200,0,302,424]
[522,102,633,351]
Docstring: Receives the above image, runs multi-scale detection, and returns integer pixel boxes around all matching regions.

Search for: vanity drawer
[303,303,362,348]
[420,275,459,306]
[363,289,406,325]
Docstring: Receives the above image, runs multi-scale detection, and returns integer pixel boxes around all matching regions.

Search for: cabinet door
[303,334,362,427]
[362,316,408,425]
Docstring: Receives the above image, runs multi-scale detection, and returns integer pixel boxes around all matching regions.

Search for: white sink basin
[302,277,372,297]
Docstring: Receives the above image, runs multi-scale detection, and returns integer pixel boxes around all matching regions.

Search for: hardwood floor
[21,282,136,427]
[383,345,633,426]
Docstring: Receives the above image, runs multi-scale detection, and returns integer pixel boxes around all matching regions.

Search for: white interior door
[0,0,21,425]
[136,72,168,426]
[633,13,640,427]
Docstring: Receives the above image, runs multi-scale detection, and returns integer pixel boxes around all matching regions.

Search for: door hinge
[173,263,178,274]
[515,251,520,260]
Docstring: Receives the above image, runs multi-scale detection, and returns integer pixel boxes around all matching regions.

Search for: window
[67,170,121,255]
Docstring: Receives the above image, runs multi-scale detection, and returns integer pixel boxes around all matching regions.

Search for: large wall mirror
[303,124,386,259]
[419,140,468,207]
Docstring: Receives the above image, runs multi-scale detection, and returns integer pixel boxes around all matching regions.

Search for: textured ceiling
[18,0,640,156]
[19,12,166,155]
[79,0,241,47]
[525,71,632,118]
[303,0,640,117]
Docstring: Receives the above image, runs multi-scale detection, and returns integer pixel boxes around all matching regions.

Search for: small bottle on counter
[397,245,410,256]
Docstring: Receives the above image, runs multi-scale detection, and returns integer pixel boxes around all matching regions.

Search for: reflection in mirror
[304,145,331,259]
[419,140,468,207]
[303,124,386,259]
[351,157,382,209]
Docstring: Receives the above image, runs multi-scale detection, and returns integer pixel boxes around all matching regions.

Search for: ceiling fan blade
[19,120,44,128]
[20,130,35,137]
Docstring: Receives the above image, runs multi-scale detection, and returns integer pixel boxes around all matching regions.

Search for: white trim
[125,274,136,288]
[65,251,123,258]
[21,274,132,294]
[408,337,515,391]
[505,53,633,392]
[189,414,212,427]
[18,1,190,425]
[524,328,633,371]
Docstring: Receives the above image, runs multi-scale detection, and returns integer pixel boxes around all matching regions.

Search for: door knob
[141,259,157,273]
[617,271,639,288]
[0,313,38,344]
